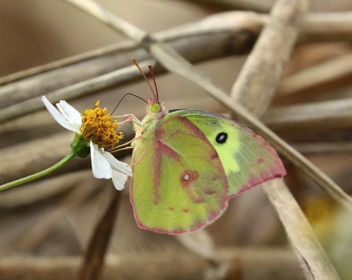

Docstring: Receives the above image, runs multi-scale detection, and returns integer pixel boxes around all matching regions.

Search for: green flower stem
[0,151,76,192]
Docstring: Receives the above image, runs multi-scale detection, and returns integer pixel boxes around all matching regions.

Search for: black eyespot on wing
[216,132,228,144]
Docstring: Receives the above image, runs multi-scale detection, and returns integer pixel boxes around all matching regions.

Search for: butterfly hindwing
[131,115,229,234]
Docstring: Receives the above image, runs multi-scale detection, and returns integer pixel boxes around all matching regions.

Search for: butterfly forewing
[131,116,229,234]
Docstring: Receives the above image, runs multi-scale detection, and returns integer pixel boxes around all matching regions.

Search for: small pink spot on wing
[183,208,190,213]
[204,189,216,195]
[180,170,199,187]
[257,158,264,164]
[168,207,174,211]
[195,197,204,203]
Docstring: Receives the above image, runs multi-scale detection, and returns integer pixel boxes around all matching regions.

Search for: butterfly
[128,59,286,234]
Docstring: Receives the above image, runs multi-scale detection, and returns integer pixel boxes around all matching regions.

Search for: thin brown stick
[0,60,155,123]
[263,98,352,132]
[0,170,92,209]
[182,0,274,13]
[301,12,352,42]
[78,188,121,280]
[0,42,136,86]
[0,249,305,280]
[65,0,147,42]
[2,12,352,109]
[277,53,352,96]
[230,0,307,117]
[17,179,102,251]
[292,142,352,154]
[263,181,340,280]
[228,0,341,278]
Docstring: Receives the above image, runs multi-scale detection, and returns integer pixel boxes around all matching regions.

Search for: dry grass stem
[0,42,137,86]
[64,0,147,42]
[1,12,352,109]
[0,170,92,209]
[17,179,102,251]
[301,12,352,42]
[229,0,340,278]
[263,98,352,132]
[79,188,121,280]
[278,53,352,96]
[292,142,352,154]
[0,249,305,280]
[230,0,307,117]
[0,60,155,124]
[263,180,340,279]
[182,0,274,12]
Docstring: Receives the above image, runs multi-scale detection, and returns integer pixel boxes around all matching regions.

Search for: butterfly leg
[109,135,142,153]
[108,146,133,153]
[129,146,147,167]
[114,114,143,127]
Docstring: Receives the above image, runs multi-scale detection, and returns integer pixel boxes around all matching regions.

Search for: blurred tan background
[0,0,352,279]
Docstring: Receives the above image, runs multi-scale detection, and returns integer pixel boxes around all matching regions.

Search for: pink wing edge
[228,122,287,199]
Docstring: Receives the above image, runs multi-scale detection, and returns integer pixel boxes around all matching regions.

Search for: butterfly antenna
[111,93,148,115]
[148,63,159,102]
[132,58,158,101]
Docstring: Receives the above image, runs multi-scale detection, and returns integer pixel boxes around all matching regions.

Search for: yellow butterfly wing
[179,110,286,197]
[131,115,229,234]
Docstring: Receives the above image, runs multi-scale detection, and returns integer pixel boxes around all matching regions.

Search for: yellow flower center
[80,101,123,148]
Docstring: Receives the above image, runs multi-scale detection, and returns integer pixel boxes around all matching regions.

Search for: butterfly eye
[151,104,161,113]
[216,132,228,144]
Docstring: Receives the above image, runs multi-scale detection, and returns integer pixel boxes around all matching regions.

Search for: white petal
[57,100,82,125]
[56,101,81,133]
[112,170,128,190]
[42,96,80,133]
[90,141,112,179]
[102,151,133,176]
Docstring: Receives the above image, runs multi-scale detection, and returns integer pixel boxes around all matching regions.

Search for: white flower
[42,96,132,190]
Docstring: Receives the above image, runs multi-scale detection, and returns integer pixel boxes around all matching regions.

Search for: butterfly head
[132,58,168,117]
[146,98,167,117]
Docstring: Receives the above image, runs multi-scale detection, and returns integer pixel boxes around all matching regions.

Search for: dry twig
[228,0,340,278]
[230,0,305,117]
[263,181,340,279]
[17,179,102,251]
[79,188,121,280]
[277,53,352,96]
[1,11,352,115]
[0,249,305,280]
[263,98,352,132]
